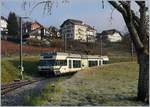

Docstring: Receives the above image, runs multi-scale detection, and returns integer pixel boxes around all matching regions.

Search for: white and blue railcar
[38,52,109,75]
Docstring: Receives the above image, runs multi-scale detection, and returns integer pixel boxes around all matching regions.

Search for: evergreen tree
[7,12,19,36]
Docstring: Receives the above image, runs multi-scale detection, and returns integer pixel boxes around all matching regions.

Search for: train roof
[40,52,109,60]
[100,56,109,61]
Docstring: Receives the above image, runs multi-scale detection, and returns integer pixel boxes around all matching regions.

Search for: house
[23,21,43,34]
[23,21,45,40]
[97,29,122,42]
[60,19,96,42]
[25,27,51,40]
[31,21,43,30]
[0,16,8,35]
[23,20,61,41]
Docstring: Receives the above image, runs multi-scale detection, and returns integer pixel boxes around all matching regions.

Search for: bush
[50,39,64,49]
[26,38,51,47]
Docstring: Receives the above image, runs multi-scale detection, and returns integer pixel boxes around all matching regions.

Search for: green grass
[1,56,40,84]
[1,60,20,83]
[109,57,137,63]
[39,62,146,106]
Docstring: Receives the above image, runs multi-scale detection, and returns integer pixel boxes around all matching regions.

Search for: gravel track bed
[1,79,51,106]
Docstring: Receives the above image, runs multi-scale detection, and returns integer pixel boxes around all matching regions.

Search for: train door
[69,60,72,68]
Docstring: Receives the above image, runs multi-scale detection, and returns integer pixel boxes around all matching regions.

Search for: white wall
[107,32,122,42]
[0,19,7,31]
[74,25,87,41]
[61,22,96,42]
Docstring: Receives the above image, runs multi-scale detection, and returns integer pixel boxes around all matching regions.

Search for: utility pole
[64,34,67,52]
[86,33,89,55]
[100,35,102,56]
[19,17,24,80]
[19,16,30,80]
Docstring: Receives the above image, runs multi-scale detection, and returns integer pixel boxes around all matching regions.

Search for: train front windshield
[40,60,55,66]
[39,60,67,66]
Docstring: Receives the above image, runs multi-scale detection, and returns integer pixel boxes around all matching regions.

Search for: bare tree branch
[136,1,145,7]
[136,1,149,53]
[108,1,127,16]
[136,1,148,11]
[109,1,144,51]
[30,0,53,15]
[119,1,129,9]
[131,10,140,25]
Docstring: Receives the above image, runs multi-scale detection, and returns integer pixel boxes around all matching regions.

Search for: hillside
[26,62,146,106]
[1,56,39,84]
[1,40,60,56]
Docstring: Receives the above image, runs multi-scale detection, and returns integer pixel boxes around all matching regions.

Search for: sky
[1,0,149,33]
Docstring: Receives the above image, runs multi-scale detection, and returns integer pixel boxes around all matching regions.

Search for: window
[66,29,71,33]
[39,60,47,66]
[39,60,54,66]
[67,34,70,37]
[39,60,67,66]
[55,60,67,66]
[103,61,108,64]
[88,61,98,67]
[43,55,52,58]
[73,60,81,68]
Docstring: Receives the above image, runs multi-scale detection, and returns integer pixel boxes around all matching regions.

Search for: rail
[1,78,43,95]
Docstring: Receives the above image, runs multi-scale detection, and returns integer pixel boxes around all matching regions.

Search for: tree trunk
[137,52,149,103]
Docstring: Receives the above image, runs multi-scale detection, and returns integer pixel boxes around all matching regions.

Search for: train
[38,52,109,76]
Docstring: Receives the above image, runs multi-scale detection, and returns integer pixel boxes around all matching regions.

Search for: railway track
[1,78,43,95]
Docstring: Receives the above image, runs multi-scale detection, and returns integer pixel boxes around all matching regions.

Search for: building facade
[60,19,96,42]
[97,29,122,42]
[0,16,8,35]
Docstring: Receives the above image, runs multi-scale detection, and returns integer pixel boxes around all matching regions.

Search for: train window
[39,60,54,66]
[88,61,98,67]
[43,56,52,58]
[39,60,47,66]
[55,60,67,66]
[40,60,67,66]
[103,61,108,64]
[47,60,55,66]
[73,60,81,68]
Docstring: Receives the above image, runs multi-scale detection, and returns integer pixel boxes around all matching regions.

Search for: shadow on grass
[105,94,147,106]
[9,59,40,77]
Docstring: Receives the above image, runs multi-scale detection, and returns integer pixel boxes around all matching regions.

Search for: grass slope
[1,56,39,84]
[33,62,146,106]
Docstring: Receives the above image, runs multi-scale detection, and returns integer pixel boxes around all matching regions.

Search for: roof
[32,21,43,27]
[100,56,109,61]
[40,52,108,60]
[101,29,121,35]
[29,27,50,35]
[60,19,95,30]
[1,16,8,22]
[96,29,123,38]
[66,19,83,24]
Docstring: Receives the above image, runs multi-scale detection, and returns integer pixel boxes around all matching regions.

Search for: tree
[7,12,19,36]
[108,1,149,102]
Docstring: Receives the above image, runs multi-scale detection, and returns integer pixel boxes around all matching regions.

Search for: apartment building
[60,19,96,42]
